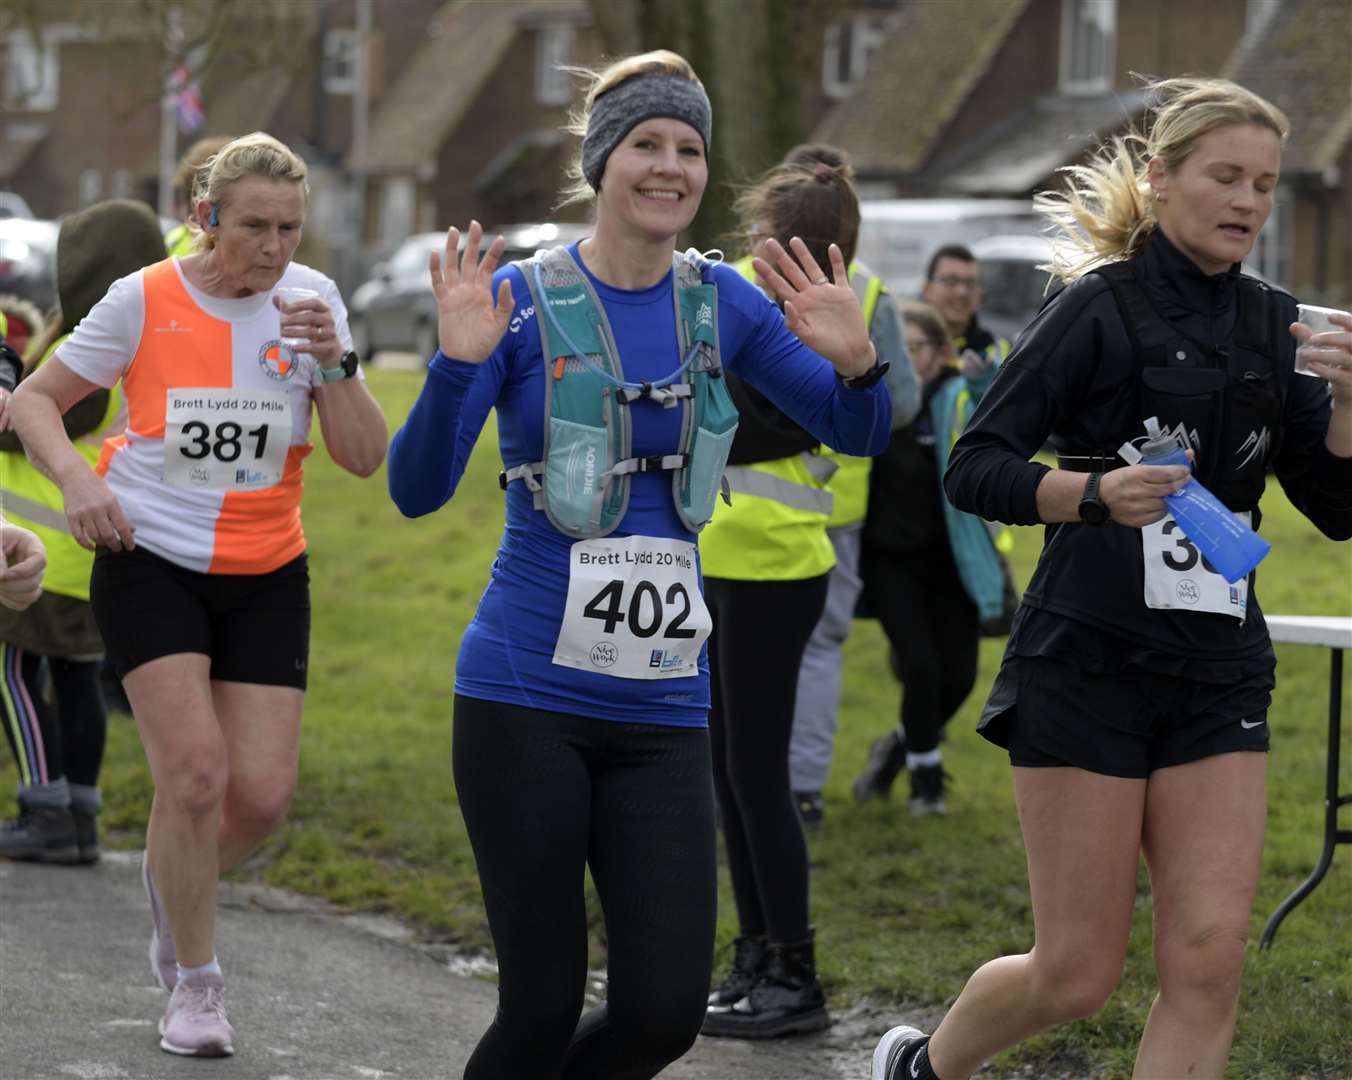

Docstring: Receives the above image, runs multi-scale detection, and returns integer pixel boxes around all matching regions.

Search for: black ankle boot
[707,934,768,1007]
[0,804,80,864]
[71,809,100,864]
[701,932,830,1039]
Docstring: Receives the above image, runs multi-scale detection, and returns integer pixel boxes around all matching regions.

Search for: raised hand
[752,237,875,378]
[428,221,515,363]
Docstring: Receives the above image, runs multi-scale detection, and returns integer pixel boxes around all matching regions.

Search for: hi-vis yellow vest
[0,335,122,600]
[698,256,838,581]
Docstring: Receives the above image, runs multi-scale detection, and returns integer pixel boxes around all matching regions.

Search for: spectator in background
[164,134,236,257]
[0,199,165,867]
[777,143,920,829]
[921,244,1010,365]
[850,302,1005,816]
[701,151,896,1040]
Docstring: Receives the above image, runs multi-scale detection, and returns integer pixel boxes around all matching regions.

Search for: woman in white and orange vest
[0,199,164,868]
[11,133,387,1060]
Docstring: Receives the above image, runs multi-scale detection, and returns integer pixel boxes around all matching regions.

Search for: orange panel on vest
[208,443,313,574]
[127,260,234,438]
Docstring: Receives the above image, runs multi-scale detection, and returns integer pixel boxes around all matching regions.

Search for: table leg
[1260,647,1345,949]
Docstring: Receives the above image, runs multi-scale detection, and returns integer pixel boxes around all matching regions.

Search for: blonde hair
[558,50,705,208]
[901,301,954,354]
[1036,77,1289,283]
[189,131,309,251]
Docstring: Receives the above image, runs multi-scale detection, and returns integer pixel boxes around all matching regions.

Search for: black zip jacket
[944,229,1352,663]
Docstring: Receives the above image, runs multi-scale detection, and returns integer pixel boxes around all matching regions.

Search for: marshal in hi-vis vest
[501,245,740,539]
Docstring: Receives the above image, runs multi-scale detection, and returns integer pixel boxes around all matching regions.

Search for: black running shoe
[852,729,907,802]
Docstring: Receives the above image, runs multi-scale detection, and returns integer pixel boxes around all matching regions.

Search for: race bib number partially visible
[1141,512,1250,621]
[554,535,711,679]
[163,388,292,492]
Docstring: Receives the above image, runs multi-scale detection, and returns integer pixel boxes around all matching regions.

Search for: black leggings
[0,645,106,788]
[705,574,828,943]
[865,549,979,754]
[453,695,717,1080]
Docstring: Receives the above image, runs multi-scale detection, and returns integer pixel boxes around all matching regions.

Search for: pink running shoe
[141,850,177,991]
[159,972,234,1057]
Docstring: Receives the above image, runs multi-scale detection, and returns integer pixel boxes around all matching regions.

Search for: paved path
[1,853,910,1080]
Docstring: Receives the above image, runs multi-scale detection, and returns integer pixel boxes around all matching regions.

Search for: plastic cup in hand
[276,286,319,348]
[1295,303,1350,377]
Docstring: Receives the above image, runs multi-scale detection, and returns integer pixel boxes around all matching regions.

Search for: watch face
[341,350,359,377]
[1078,498,1109,526]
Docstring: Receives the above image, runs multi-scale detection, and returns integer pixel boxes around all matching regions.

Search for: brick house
[813,0,1350,302]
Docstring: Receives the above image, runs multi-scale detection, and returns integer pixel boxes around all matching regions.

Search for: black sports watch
[318,349,360,383]
[840,359,890,390]
[1077,471,1110,526]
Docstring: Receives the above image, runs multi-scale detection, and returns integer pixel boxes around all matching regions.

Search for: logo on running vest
[154,319,193,334]
[1176,579,1201,604]
[581,444,596,495]
[589,642,618,668]
[258,339,299,381]
[1234,427,1270,470]
[696,301,712,327]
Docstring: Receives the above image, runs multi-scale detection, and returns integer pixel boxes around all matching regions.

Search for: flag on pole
[172,63,205,133]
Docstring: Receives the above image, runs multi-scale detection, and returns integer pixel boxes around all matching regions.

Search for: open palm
[429,221,515,363]
[752,238,875,377]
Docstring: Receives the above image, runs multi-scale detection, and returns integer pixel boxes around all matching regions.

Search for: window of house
[78,169,102,208]
[109,169,133,199]
[1249,187,1290,288]
[536,23,573,106]
[4,37,59,111]
[1058,0,1115,95]
[378,177,415,251]
[1245,0,1281,34]
[822,12,891,101]
[324,29,360,95]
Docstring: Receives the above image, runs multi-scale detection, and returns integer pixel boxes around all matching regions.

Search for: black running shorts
[91,545,311,689]
[982,653,1273,778]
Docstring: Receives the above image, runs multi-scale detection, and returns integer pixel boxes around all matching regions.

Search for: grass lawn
[26,365,1349,1078]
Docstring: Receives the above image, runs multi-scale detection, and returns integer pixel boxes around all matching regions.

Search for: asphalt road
[0,853,914,1080]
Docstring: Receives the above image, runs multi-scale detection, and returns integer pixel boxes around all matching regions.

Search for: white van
[856,198,1043,302]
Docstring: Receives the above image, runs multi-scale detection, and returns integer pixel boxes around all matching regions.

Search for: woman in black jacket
[870,78,1352,1080]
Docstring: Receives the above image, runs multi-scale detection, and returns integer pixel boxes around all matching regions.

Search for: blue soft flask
[1139,416,1271,583]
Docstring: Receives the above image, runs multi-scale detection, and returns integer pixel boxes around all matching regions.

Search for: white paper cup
[1295,303,1350,377]
[275,286,320,348]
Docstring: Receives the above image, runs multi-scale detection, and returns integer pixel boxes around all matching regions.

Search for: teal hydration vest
[501,245,740,538]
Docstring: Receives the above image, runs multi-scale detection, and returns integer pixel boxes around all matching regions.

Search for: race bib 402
[553,535,711,679]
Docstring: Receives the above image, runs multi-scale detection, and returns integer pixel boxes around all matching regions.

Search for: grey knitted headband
[581,73,713,190]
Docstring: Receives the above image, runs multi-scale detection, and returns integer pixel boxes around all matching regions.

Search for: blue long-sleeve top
[389,244,891,727]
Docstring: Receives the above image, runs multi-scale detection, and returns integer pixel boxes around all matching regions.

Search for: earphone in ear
[208,205,219,227]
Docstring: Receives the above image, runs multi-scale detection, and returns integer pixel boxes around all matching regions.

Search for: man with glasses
[921,244,1011,366]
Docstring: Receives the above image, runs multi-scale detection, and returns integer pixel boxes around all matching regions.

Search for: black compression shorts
[91,545,311,689]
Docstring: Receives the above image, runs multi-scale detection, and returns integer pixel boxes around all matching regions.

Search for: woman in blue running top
[869,78,1352,1080]
[388,49,889,1080]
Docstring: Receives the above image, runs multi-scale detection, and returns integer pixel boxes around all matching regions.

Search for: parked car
[348,221,591,362]
[0,192,34,220]
[0,217,59,312]
[969,233,1057,346]
[856,199,1043,303]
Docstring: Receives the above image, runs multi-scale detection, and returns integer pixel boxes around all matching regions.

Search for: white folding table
[1259,614,1352,948]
